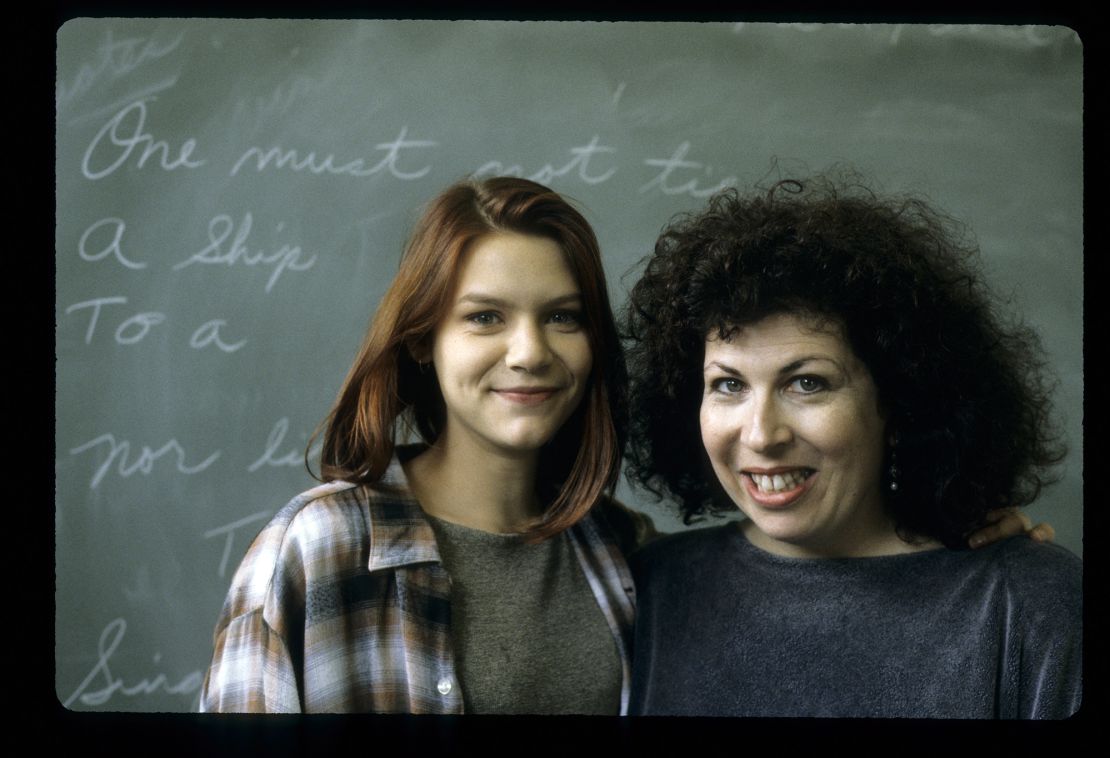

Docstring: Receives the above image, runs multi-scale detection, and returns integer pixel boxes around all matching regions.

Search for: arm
[200,609,302,713]
[199,509,306,713]
[967,507,1055,548]
[1008,544,1084,719]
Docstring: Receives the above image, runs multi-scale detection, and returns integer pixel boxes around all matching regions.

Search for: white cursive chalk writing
[229,126,436,179]
[247,416,305,472]
[65,297,167,345]
[172,212,317,292]
[66,296,129,344]
[640,142,737,197]
[70,434,221,490]
[203,510,272,577]
[475,136,617,185]
[189,319,247,352]
[230,73,333,130]
[612,83,626,107]
[63,618,202,708]
[65,296,167,345]
[57,27,184,110]
[79,217,146,269]
[82,99,206,180]
[65,297,247,349]
[114,310,167,344]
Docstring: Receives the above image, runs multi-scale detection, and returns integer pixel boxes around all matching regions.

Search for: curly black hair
[622,170,1065,548]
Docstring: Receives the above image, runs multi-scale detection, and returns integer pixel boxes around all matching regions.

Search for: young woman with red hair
[200,177,648,714]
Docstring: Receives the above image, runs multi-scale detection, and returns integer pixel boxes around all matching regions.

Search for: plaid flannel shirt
[199,455,641,713]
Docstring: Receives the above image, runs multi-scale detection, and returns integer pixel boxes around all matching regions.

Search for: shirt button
[437,678,452,696]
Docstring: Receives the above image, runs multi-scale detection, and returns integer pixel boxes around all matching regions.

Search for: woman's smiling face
[699,312,897,558]
[428,231,592,461]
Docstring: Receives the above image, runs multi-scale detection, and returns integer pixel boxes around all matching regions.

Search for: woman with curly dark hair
[624,172,1082,718]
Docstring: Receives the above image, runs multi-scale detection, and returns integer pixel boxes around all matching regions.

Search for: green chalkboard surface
[55,19,1082,712]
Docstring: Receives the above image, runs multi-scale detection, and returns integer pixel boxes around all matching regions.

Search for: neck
[402,436,543,534]
[742,514,943,559]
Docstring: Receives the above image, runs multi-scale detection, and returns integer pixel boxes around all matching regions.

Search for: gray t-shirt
[428,515,623,714]
[629,524,1082,718]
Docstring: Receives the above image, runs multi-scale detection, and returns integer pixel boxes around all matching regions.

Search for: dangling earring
[888,435,900,492]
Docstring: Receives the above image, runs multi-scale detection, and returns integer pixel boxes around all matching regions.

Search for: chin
[505,416,574,446]
[497,428,561,452]
[747,513,815,546]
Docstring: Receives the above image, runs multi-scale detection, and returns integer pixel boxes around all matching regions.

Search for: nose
[505,319,553,373]
[741,393,793,453]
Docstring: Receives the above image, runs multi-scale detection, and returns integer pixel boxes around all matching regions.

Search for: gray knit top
[629,524,1082,719]
[427,515,623,714]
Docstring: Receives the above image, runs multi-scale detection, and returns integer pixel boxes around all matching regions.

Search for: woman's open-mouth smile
[741,467,816,508]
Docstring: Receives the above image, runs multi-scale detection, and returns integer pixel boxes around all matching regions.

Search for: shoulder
[587,496,661,555]
[953,537,1083,632]
[988,537,1082,603]
[629,524,736,582]
[260,480,371,550]
[972,538,1083,717]
[221,481,400,612]
[977,537,1081,582]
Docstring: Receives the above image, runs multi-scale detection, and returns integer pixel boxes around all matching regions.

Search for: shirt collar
[365,450,444,572]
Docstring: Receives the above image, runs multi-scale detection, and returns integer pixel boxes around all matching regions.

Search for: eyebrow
[703,355,840,375]
[457,292,583,308]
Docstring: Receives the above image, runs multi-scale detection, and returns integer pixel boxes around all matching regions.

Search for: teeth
[750,470,809,493]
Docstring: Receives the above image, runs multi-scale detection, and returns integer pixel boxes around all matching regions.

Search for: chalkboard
[55,19,1083,712]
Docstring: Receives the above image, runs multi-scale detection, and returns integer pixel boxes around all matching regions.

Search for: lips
[741,467,815,508]
[493,387,559,406]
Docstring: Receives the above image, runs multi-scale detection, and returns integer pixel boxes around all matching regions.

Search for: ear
[406,336,433,365]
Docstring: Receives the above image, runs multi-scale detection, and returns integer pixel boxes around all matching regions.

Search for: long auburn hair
[311,176,627,540]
